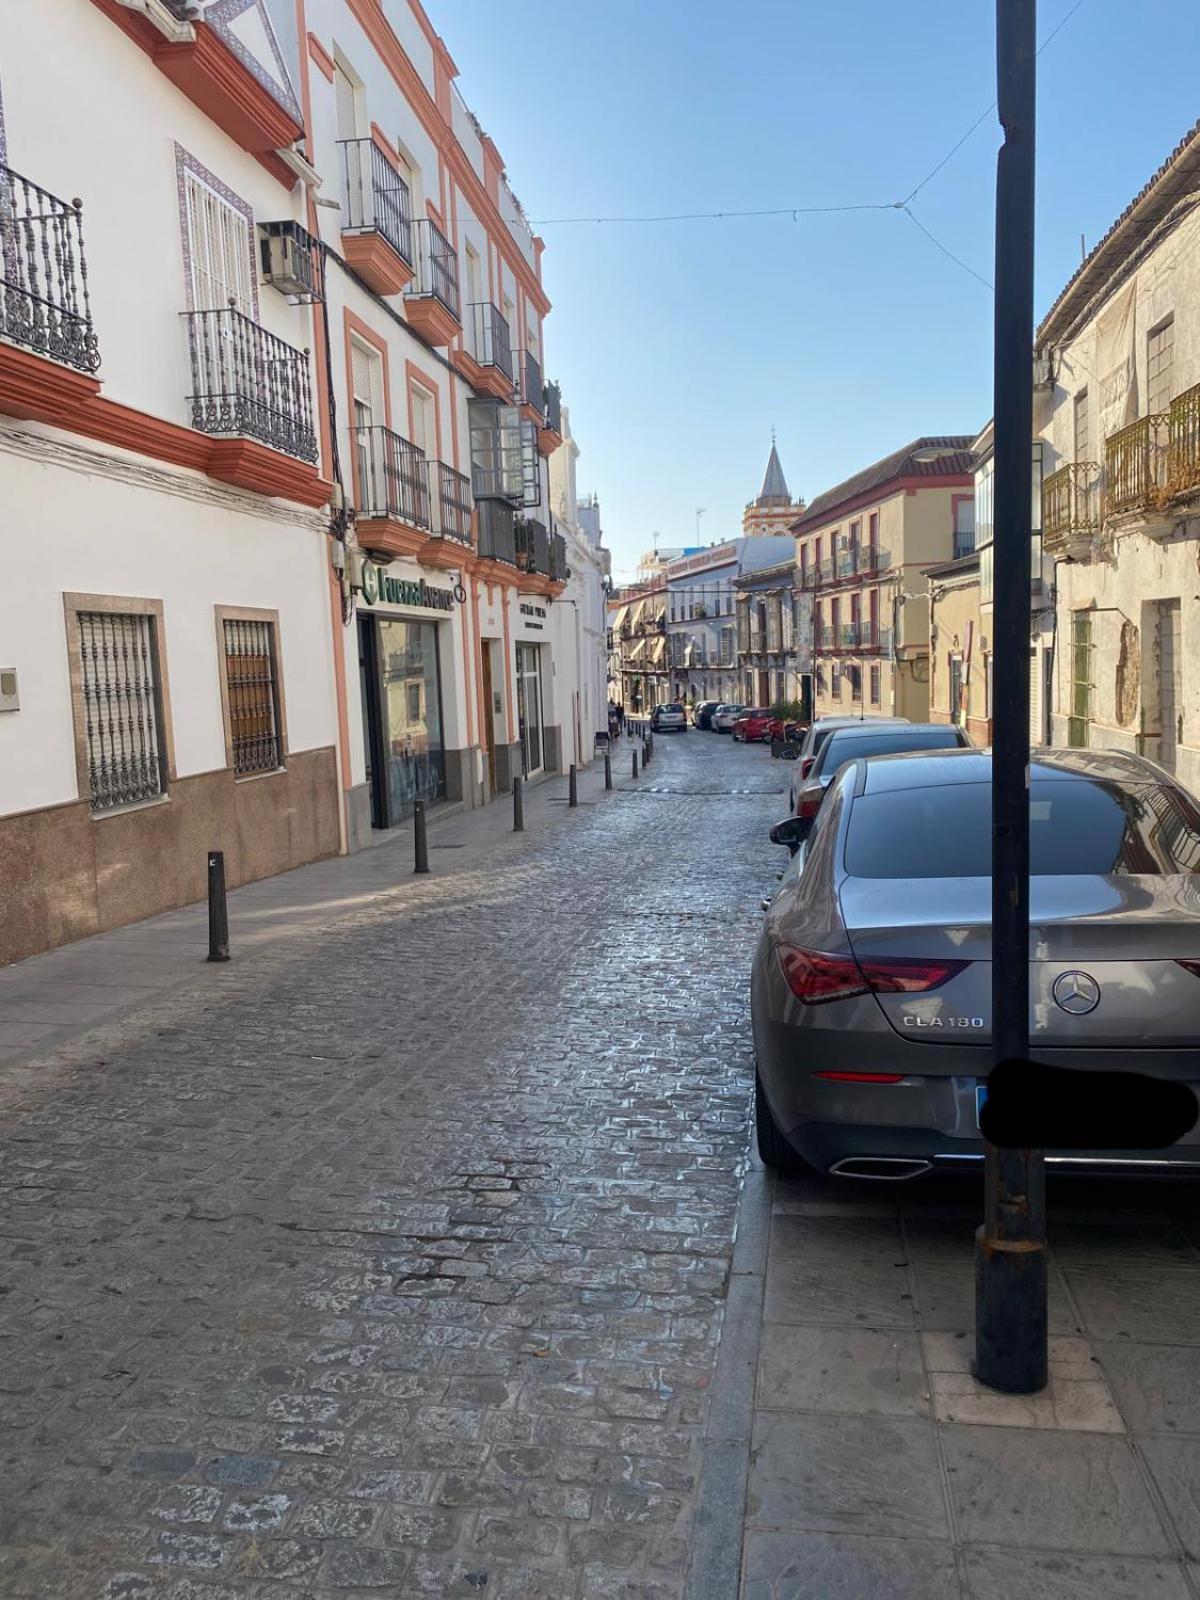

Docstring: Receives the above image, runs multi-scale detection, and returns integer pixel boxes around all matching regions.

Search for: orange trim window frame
[343,308,393,505]
[307,31,336,82]
[405,359,443,465]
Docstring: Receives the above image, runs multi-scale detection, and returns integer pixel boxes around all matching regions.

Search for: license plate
[975,1084,988,1127]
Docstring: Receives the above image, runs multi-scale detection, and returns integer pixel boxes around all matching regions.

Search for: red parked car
[732,708,774,742]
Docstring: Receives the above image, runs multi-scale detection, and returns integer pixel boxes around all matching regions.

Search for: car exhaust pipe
[829,1156,933,1181]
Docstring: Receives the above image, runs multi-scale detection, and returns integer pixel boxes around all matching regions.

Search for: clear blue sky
[439,0,1199,581]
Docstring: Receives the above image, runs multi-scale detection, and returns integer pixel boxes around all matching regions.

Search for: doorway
[515,642,544,775]
[481,640,498,793]
[357,615,387,829]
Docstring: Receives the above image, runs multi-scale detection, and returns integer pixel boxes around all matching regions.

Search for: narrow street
[0,736,782,1600]
[5,735,1200,1599]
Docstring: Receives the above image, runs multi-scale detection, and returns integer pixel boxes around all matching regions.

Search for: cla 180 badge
[902,1015,985,1029]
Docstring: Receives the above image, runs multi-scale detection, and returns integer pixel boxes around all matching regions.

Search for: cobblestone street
[0,733,785,1600]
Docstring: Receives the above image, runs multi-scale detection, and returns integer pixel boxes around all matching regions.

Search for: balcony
[0,165,100,378]
[427,460,473,548]
[549,530,569,583]
[816,545,893,588]
[1042,461,1100,558]
[538,379,563,456]
[515,515,551,576]
[184,305,317,471]
[1105,413,1169,516]
[515,349,543,421]
[405,218,459,345]
[457,301,514,399]
[338,138,413,296]
[1168,383,1200,500]
[478,498,517,566]
[353,423,430,560]
[860,625,893,654]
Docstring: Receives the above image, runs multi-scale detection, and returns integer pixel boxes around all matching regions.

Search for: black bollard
[568,764,578,807]
[207,849,230,963]
[604,751,613,791]
[643,736,650,766]
[413,799,430,874]
[513,774,524,832]
[632,749,639,779]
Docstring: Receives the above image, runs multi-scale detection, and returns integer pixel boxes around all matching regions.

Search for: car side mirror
[769,816,807,852]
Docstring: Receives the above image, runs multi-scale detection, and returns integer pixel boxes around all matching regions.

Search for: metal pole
[513,774,524,832]
[604,751,613,790]
[568,763,578,807]
[413,799,430,874]
[975,0,1047,1396]
[206,850,229,963]
[632,748,639,779]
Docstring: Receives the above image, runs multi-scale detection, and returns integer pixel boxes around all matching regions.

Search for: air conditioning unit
[259,221,322,302]
[1032,349,1055,390]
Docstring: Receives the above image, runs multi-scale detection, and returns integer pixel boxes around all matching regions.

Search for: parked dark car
[693,701,720,729]
[753,747,1200,1180]
[790,722,972,841]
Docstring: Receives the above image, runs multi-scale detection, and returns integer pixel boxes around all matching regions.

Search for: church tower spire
[743,435,803,536]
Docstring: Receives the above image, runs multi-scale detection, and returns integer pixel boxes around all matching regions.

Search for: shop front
[514,598,555,778]
[356,560,460,829]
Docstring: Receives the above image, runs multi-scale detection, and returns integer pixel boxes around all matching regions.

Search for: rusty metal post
[975,0,1048,1396]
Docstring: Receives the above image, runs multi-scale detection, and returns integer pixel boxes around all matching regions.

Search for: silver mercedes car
[752,747,1200,1180]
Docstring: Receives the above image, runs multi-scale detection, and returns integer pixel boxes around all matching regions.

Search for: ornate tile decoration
[174,143,261,320]
[207,0,303,125]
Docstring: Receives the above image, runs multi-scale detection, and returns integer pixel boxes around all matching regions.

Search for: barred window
[223,618,282,774]
[79,611,166,811]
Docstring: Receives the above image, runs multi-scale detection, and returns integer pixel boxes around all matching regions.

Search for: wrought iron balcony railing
[468,301,513,380]
[839,621,862,649]
[427,459,472,544]
[354,423,430,527]
[478,498,517,565]
[516,515,551,575]
[953,530,977,559]
[549,529,568,582]
[860,625,893,653]
[857,544,890,575]
[1167,382,1200,500]
[184,305,316,462]
[818,624,834,649]
[1042,461,1100,552]
[1105,413,1169,515]
[409,217,459,319]
[338,137,412,266]
[835,550,856,579]
[0,163,99,373]
[543,379,562,434]
[516,348,543,415]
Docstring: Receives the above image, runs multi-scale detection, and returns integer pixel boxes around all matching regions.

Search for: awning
[628,598,647,631]
[626,637,646,663]
[649,635,667,666]
[611,603,630,632]
[649,599,667,626]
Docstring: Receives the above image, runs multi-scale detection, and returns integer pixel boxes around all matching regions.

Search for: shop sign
[519,601,547,632]
[360,560,461,612]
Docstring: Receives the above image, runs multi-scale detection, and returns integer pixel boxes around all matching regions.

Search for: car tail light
[796,786,825,821]
[777,944,968,1006]
[815,1070,905,1084]
[1177,961,1200,979]
[800,756,815,778]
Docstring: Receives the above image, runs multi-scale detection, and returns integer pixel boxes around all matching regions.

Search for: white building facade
[549,408,611,765]
[0,0,571,964]
[1036,118,1200,791]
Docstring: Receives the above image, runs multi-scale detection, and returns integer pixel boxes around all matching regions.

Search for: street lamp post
[975,0,1048,1395]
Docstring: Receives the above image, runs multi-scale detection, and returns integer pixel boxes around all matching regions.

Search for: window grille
[870,663,881,705]
[1147,317,1175,415]
[78,611,166,811]
[184,170,253,313]
[223,618,282,774]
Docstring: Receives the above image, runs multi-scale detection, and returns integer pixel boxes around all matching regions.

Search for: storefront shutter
[1029,647,1043,745]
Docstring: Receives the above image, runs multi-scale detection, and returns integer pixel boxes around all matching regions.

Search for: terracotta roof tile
[791,437,975,532]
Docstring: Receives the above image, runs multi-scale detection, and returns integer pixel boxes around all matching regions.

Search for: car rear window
[844,780,1200,877]
[817,728,964,772]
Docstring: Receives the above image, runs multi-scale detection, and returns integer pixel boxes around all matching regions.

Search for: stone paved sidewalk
[0,731,784,1599]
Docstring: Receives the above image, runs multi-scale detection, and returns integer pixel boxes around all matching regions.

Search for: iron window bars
[78,612,166,811]
[542,380,562,434]
[184,304,318,462]
[428,459,473,544]
[355,424,431,528]
[0,163,99,373]
[516,348,543,415]
[223,617,282,775]
[409,218,459,320]
[478,499,517,565]
[338,137,413,267]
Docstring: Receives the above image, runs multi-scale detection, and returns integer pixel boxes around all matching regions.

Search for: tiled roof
[791,437,976,532]
[1037,117,1200,347]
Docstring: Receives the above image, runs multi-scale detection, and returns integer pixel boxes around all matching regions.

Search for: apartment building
[609,580,668,713]
[791,437,975,720]
[664,544,741,706]
[1036,117,1200,789]
[735,557,808,711]
[926,420,1054,744]
[548,410,611,767]
[0,0,575,964]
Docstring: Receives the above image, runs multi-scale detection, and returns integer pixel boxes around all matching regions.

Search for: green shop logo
[360,560,457,612]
